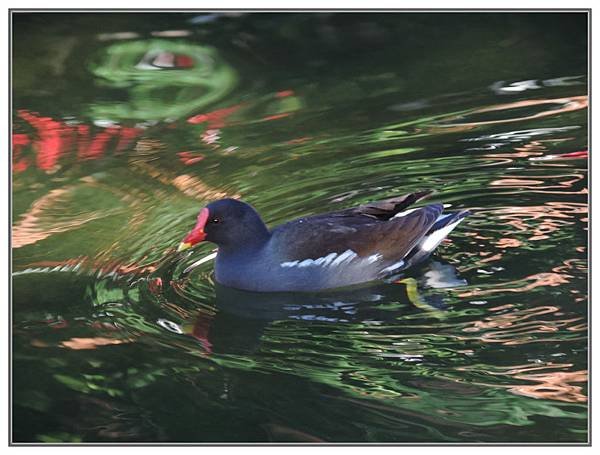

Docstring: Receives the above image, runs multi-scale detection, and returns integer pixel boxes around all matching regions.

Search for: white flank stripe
[331,249,357,266]
[421,220,462,252]
[322,252,338,266]
[313,256,327,265]
[381,260,405,273]
[298,259,315,267]
[314,252,338,266]
[366,253,383,264]
[280,250,360,269]
[281,260,300,268]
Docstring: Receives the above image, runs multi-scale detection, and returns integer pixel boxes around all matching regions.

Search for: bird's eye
[211,218,221,224]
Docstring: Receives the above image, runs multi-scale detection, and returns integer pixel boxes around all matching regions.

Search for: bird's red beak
[178,208,209,252]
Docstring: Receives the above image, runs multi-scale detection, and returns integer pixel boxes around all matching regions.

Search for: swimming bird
[177,191,469,292]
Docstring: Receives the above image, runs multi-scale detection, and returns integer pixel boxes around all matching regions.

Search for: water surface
[12,12,588,443]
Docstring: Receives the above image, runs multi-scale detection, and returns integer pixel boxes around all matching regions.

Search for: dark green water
[11,12,588,443]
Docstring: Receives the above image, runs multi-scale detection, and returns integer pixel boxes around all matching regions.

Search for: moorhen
[177,191,469,292]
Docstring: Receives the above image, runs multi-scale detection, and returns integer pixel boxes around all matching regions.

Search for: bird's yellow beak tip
[177,242,192,252]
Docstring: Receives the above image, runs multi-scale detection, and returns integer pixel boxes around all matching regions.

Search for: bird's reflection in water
[173,260,467,355]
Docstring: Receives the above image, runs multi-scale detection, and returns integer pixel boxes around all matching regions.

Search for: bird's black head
[178,199,270,252]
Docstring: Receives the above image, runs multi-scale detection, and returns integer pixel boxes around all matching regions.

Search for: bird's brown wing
[271,203,442,263]
[332,190,433,221]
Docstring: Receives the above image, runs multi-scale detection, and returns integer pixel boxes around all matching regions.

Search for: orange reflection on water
[462,305,558,331]
[12,187,112,249]
[459,305,587,350]
[489,201,587,243]
[478,253,502,263]
[480,140,548,160]
[552,258,588,275]
[172,174,234,200]
[509,370,587,403]
[458,272,572,298]
[495,238,523,248]
[500,202,587,220]
[437,96,587,128]
[129,149,237,201]
[61,337,132,350]
[457,362,587,403]
[491,177,546,188]
[459,304,585,346]
[490,172,586,191]
[487,362,574,376]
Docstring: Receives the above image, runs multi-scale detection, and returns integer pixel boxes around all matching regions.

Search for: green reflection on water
[89,39,238,121]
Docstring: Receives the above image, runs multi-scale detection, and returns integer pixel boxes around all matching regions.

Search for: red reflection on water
[177,151,205,165]
[275,90,295,98]
[147,277,163,294]
[115,126,141,151]
[560,150,588,159]
[148,51,195,69]
[530,150,588,162]
[187,104,243,128]
[188,312,214,354]
[174,54,194,68]
[13,110,143,173]
[12,133,31,172]
[261,112,292,122]
[78,126,121,160]
[18,110,74,172]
